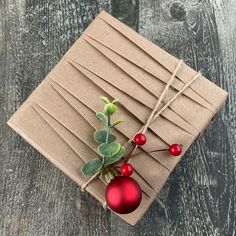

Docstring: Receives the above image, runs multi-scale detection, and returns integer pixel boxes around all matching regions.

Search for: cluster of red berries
[118,133,183,177]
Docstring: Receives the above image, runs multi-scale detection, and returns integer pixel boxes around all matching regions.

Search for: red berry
[169,144,182,156]
[120,163,133,176]
[133,133,147,146]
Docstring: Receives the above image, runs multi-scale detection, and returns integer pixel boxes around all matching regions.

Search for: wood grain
[138,0,235,235]
[0,0,235,235]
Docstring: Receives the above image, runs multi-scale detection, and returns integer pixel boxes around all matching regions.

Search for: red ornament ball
[169,144,182,156]
[105,176,142,214]
[133,133,147,146]
[120,163,133,177]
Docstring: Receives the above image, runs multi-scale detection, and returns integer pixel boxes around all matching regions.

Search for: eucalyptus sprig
[81,96,125,176]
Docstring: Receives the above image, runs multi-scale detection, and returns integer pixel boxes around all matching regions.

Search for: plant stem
[105,114,111,143]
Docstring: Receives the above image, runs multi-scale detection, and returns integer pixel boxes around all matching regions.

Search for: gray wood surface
[0,0,235,235]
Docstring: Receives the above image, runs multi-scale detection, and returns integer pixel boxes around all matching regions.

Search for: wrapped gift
[8,11,228,225]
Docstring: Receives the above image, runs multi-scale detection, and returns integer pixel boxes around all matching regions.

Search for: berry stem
[125,144,182,161]
[126,149,168,160]
[113,165,121,169]
[148,149,169,153]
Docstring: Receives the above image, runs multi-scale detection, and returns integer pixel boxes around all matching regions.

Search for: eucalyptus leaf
[111,119,123,127]
[81,158,103,176]
[98,142,121,157]
[94,129,116,143]
[96,112,108,126]
[104,147,125,166]
[112,99,119,104]
[100,96,110,104]
[104,103,118,115]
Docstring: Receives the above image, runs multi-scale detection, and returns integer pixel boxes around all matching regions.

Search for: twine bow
[81,60,201,193]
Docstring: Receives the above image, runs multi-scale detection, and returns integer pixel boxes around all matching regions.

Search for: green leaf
[81,158,103,176]
[111,119,124,127]
[104,147,125,166]
[104,103,118,115]
[98,142,121,157]
[94,129,116,143]
[96,112,108,126]
[100,96,110,104]
[112,99,119,105]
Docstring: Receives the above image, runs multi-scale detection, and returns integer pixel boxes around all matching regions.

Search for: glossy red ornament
[105,176,142,214]
[169,144,182,156]
[120,163,133,176]
[133,133,147,146]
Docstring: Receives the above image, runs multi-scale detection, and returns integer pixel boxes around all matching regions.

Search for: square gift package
[8,11,228,225]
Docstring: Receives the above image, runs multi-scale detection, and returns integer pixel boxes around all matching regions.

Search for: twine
[142,59,183,134]
[81,60,201,194]
[81,171,101,192]
[103,202,107,209]
[152,71,201,121]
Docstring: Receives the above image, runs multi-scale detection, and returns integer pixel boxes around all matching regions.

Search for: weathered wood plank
[111,0,139,31]
[0,1,112,236]
[138,0,235,235]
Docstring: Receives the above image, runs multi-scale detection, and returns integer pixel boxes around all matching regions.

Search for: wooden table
[0,0,235,235]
